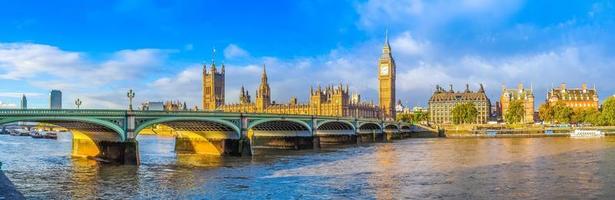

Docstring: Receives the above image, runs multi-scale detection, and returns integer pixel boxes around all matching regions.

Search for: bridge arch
[384,124,400,130]
[0,116,125,141]
[248,118,312,132]
[134,117,241,139]
[316,120,355,131]
[358,122,382,131]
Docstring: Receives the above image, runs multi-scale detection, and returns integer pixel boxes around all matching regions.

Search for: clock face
[380,64,389,75]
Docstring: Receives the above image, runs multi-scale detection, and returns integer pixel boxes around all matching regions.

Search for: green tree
[413,111,429,123]
[538,103,554,123]
[602,96,615,126]
[505,100,525,124]
[553,102,573,124]
[572,108,599,124]
[396,113,412,123]
[452,103,478,124]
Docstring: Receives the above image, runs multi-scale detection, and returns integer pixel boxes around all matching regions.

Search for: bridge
[0,109,428,165]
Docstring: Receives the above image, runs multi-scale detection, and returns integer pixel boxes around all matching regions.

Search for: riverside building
[547,83,599,110]
[200,37,396,119]
[500,84,535,123]
[428,84,491,124]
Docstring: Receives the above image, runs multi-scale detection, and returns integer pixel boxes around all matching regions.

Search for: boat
[570,129,604,138]
[10,129,30,136]
[45,131,58,139]
[30,130,45,139]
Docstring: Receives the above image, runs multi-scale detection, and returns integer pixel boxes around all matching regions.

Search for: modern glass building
[20,94,27,109]
[50,90,62,109]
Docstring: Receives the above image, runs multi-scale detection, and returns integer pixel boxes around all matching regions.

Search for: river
[2,134,615,199]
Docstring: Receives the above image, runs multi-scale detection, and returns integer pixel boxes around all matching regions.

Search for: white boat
[570,129,604,138]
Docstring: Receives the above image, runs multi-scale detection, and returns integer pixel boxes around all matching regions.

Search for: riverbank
[0,169,24,200]
[435,125,615,138]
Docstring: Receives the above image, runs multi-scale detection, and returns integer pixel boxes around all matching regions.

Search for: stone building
[378,33,396,120]
[547,83,599,110]
[428,84,491,124]
[201,36,395,119]
[500,84,535,123]
[216,65,381,118]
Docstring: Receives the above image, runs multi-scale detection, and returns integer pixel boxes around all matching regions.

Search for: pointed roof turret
[261,64,268,83]
[382,29,391,54]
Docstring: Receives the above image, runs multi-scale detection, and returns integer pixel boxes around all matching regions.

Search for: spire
[385,28,389,46]
[221,62,225,74]
[382,29,391,53]
[261,64,268,82]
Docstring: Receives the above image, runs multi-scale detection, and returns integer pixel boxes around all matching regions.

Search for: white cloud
[390,31,430,56]
[0,101,17,108]
[0,43,84,80]
[223,44,250,59]
[0,42,168,108]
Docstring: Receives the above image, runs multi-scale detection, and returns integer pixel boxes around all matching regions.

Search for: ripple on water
[4,135,615,199]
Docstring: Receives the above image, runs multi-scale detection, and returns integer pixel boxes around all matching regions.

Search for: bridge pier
[314,129,357,147]
[316,135,357,147]
[72,137,140,165]
[174,131,243,156]
[251,136,314,150]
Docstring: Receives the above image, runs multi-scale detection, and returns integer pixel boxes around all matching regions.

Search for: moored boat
[570,129,604,138]
[45,131,58,139]
[30,130,45,139]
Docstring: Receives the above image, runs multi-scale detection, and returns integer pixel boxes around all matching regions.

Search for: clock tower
[378,32,396,120]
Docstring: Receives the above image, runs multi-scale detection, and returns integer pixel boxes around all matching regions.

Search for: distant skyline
[1,0,614,109]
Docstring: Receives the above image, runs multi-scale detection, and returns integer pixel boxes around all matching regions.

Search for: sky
[0,0,614,109]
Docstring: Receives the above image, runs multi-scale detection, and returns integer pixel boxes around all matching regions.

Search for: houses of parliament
[201,36,397,120]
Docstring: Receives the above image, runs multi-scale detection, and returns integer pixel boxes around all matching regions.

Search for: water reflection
[4,134,615,199]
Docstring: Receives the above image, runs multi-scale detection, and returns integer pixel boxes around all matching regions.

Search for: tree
[505,100,525,124]
[538,103,554,123]
[396,113,412,123]
[572,108,599,124]
[413,111,429,123]
[553,102,573,124]
[452,103,478,124]
[602,96,615,126]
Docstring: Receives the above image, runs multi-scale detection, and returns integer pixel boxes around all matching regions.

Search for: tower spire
[385,28,389,46]
[261,64,268,82]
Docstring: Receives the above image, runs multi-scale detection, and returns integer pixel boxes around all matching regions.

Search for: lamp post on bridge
[75,98,82,109]
[127,89,135,111]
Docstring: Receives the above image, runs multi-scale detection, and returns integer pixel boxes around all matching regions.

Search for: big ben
[378,33,396,120]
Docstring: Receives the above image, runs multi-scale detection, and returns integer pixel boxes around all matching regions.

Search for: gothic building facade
[200,37,395,119]
[500,84,535,123]
[428,84,491,124]
[378,34,396,120]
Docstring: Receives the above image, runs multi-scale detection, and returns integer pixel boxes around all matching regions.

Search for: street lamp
[75,98,82,109]
[127,89,135,111]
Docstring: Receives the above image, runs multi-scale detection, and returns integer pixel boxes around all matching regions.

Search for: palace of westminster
[200,36,397,120]
[142,35,602,125]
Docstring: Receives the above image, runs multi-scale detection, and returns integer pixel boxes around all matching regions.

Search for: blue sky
[0,0,614,109]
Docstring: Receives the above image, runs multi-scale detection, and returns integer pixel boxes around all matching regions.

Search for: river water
[2,134,615,199]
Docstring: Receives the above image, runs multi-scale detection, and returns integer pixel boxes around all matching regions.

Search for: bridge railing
[0,109,402,125]
[0,109,127,116]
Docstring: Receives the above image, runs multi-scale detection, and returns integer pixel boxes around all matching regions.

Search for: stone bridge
[0,109,420,164]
